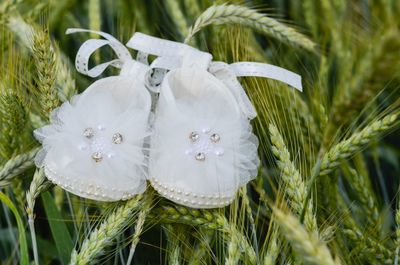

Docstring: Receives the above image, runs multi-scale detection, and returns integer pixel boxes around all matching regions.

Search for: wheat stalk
[0,1,19,24]
[302,0,318,36]
[56,53,76,102]
[164,224,184,265]
[273,207,339,265]
[26,168,51,217]
[153,205,225,229]
[344,228,392,264]
[153,205,257,264]
[7,16,75,104]
[315,101,329,133]
[343,166,379,222]
[320,0,343,52]
[225,224,241,265]
[0,89,28,158]
[300,112,399,225]
[32,28,59,118]
[262,226,280,265]
[126,191,154,265]
[184,0,201,19]
[185,4,318,54]
[240,187,259,256]
[70,193,146,265]
[165,0,189,37]
[26,168,51,265]
[169,240,181,265]
[293,94,321,144]
[188,229,212,265]
[88,0,101,64]
[320,112,399,175]
[0,147,39,186]
[337,194,392,264]
[88,0,101,36]
[269,124,318,233]
[329,31,395,131]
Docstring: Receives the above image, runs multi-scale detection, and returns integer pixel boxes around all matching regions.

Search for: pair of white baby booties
[34,29,302,209]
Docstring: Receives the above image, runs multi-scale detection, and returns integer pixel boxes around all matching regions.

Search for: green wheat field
[0,0,400,264]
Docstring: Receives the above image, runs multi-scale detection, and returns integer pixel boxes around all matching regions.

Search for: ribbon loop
[229,62,302,92]
[127,32,303,119]
[127,32,302,91]
[66,28,133,77]
[127,32,212,71]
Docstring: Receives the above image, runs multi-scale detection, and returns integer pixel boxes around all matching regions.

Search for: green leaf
[42,191,73,265]
[0,192,29,265]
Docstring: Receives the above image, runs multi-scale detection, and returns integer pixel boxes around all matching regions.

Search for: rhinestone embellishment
[83,128,94,139]
[112,133,123,144]
[195,152,206,161]
[92,152,103,163]
[81,127,125,163]
[189,132,200,142]
[210,133,220,143]
[187,128,224,161]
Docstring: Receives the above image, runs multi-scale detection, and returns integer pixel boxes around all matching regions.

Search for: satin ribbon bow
[126,32,303,119]
[66,29,303,119]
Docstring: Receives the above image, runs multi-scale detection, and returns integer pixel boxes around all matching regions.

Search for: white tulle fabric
[34,75,151,201]
[149,68,260,208]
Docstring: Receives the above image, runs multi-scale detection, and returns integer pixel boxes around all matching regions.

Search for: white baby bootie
[34,29,152,201]
[127,33,302,208]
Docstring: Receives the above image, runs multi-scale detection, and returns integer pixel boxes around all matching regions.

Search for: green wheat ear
[0,89,28,158]
[126,191,154,265]
[273,207,340,265]
[26,168,51,265]
[152,204,257,264]
[0,148,39,186]
[269,123,318,233]
[186,4,318,54]
[70,191,152,265]
[320,112,399,175]
[32,27,59,118]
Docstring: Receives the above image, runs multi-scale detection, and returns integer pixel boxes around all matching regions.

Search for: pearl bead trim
[44,166,141,201]
[150,177,235,208]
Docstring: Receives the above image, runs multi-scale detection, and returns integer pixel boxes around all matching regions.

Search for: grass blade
[41,191,73,265]
[0,191,29,265]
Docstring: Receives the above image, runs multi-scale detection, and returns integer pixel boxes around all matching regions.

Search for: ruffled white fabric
[149,68,259,208]
[34,75,151,201]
